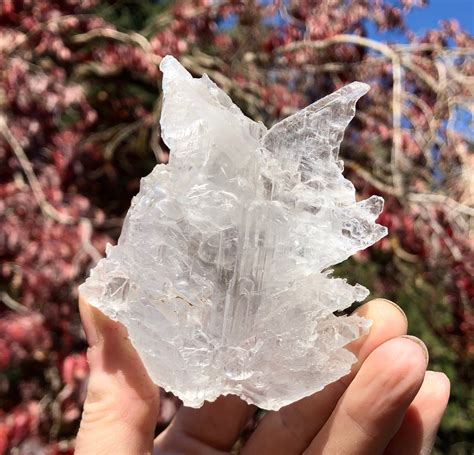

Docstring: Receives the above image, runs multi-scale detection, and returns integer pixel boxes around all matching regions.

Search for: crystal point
[79,55,387,410]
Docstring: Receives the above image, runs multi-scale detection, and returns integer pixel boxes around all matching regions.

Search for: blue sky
[407,0,473,35]
[226,1,473,41]
[367,0,474,42]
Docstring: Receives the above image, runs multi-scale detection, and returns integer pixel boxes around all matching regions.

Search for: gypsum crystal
[79,55,388,411]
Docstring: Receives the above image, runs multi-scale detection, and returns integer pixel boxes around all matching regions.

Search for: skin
[76,298,450,454]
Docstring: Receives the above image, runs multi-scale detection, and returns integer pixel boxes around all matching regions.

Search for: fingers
[385,371,450,455]
[242,298,408,454]
[76,298,160,455]
[154,394,255,452]
[305,336,428,455]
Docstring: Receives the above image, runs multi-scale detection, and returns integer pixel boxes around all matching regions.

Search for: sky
[222,1,474,40]
[407,0,473,35]
[367,0,474,42]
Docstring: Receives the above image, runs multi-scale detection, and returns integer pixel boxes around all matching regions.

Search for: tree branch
[71,28,157,57]
[0,116,73,224]
[0,291,29,314]
[407,193,474,217]
[277,35,407,193]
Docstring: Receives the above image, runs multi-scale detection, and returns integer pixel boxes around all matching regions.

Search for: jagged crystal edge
[79,55,387,410]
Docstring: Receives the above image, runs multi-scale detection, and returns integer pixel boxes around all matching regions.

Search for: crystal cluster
[79,55,387,410]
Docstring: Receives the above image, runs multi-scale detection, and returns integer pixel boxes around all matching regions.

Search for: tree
[0,0,472,452]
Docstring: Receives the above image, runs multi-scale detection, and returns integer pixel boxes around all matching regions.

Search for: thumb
[76,297,160,455]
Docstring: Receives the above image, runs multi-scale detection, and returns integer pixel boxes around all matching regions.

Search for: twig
[391,55,404,193]
[344,159,399,196]
[0,116,73,224]
[393,43,474,56]
[79,218,103,264]
[345,160,474,218]
[403,92,439,163]
[390,238,419,263]
[72,28,156,57]
[180,55,264,115]
[400,57,439,92]
[0,291,29,314]
[104,119,144,159]
[277,34,399,60]
[419,206,464,261]
[407,193,474,217]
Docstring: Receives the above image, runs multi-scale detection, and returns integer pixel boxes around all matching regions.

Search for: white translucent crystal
[79,55,388,410]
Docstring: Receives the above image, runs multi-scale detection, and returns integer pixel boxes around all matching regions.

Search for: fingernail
[402,335,429,365]
[379,298,407,324]
[79,297,99,346]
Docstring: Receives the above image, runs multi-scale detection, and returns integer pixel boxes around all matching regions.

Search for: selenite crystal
[79,55,388,410]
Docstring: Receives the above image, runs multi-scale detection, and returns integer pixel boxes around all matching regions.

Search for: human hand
[76,298,449,454]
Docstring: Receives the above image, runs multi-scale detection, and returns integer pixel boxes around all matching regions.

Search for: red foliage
[0,0,472,451]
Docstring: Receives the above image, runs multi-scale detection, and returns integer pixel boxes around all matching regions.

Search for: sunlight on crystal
[79,55,388,410]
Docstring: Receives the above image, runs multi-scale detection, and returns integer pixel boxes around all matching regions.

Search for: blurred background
[0,0,472,453]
